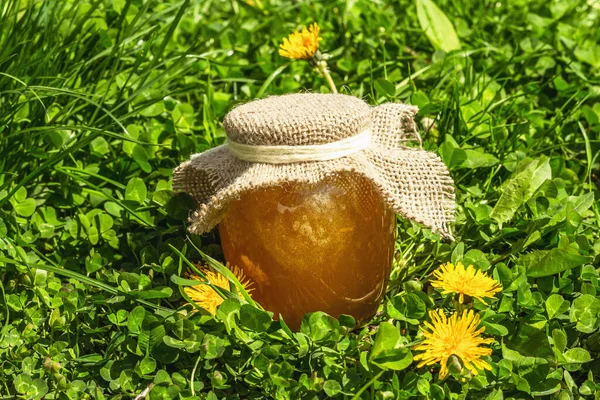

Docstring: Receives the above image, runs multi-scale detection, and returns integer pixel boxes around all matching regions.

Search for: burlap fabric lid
[173,93,455,238]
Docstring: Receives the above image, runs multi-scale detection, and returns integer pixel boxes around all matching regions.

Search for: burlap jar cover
[173,93,455,238]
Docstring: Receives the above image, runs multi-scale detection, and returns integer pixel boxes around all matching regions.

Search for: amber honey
[219,172,396,329]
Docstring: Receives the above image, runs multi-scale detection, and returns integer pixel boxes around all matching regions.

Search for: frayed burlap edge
[173,150,455,238]
[173,101,456,239]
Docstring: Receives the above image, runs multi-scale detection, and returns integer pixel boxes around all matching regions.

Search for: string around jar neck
[225,126,372,164]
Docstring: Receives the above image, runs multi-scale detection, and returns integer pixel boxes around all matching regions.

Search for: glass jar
[219,172,396,329]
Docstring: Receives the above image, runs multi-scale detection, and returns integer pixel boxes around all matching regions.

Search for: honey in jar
[219,172,396,329]
[173,93,455,327]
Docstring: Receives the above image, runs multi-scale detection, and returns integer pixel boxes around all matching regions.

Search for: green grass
[1,0,599,398]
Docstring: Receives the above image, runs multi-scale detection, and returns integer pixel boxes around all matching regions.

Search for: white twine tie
[225,127,372,164]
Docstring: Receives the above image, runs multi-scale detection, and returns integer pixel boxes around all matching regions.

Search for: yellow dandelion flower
[244,0,264,8]
[184,265,253,314]
[413,309,494,379]
[430,262,502,304]
[279,22,321,60]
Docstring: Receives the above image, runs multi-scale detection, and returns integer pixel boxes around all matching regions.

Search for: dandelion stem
[190,352,203,396]
[323,68,338,93]
[351,370,384,400]
[319,62,338,94]
[133,384,154,400]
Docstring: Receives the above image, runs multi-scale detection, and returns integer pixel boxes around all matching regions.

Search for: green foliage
[415,0,461,52]
[1,0,599,398]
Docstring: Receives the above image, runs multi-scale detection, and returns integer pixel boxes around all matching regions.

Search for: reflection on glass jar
[219,172,396,330]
